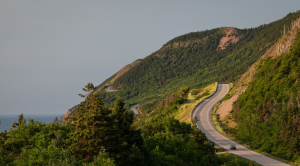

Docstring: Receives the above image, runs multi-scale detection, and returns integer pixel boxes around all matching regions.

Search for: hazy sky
[1,1,299,115]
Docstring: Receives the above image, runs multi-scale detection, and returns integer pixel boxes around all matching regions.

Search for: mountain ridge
[64,11,300,117]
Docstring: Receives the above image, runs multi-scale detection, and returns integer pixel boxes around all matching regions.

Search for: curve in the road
[130,104,139,115]
[105,86,118,92]
[192,84,290,166]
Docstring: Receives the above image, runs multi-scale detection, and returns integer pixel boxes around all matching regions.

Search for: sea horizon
[0,113,63,133]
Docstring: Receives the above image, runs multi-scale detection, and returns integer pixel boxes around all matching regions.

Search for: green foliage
[67,94,145,165]
[218,153,262,166]
[85,152,116,166]
[0,83,148,165]
[96,11,300,114]
[0,97,146,165]
[135,88,221,165]
[12,145,79,166]
[191,89,200,96]
[195,90,210,100]
[0,115,79,165]
[79,82,96,98]
[233,32,300,161]
[68,93,112,161]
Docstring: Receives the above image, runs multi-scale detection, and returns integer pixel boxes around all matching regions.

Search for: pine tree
[68,84,145,164]
[68,93,112,162]
[12,113,24,128]
[110,97,145,166]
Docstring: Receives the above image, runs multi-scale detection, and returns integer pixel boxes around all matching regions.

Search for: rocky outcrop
[217,27,242,50]
[61,110,71,119]
[61,104,78,119]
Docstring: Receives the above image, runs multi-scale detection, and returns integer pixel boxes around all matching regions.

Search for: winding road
[130,104,139,115]
[192,84,289,166]
[105,86,118,92]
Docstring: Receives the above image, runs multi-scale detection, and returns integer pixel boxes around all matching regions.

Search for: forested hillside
[233,31,300,162]
[91,11,300,113]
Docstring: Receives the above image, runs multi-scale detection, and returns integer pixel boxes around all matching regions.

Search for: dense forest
[0,91,145,165]
[233,31,300,162]
[0,85,260,165]
[92,11,300,113]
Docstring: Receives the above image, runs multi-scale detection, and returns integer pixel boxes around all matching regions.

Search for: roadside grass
[174,82,218,123]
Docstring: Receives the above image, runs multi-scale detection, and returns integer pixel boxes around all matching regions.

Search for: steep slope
[94,60,141,93]
[231,29,300,162]
[213,17,300,164]
[215,16,300,162]
[216,16,300,128]
[93,11,300,112]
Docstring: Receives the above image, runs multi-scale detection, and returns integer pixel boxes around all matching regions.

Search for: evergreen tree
[78,82,95,98]
[12,113,24,128]
[68,84,145,164]
[68,92,112,162]
[110,97,145,166]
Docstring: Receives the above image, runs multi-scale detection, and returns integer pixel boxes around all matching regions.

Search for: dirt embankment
[217,87,246,121]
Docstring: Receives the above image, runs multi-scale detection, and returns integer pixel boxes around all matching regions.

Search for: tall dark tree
[68,84,145,164]
[68,91,113,162]
[111,97,145,166]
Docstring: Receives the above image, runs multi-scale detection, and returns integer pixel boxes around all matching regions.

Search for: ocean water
[0,114,62,133]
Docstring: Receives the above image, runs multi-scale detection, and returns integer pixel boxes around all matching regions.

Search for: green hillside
[233,31,300,162]
[95,11,300,112]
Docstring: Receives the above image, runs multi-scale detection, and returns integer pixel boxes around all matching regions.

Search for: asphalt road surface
[130,104,139,115]
[105,86,118,92]
[193,84,290,166]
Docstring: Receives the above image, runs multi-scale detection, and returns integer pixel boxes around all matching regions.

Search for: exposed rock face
[61,105,78,119]
[155,27,242,58]
[217,27,242,50]
[61,110,71,119]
